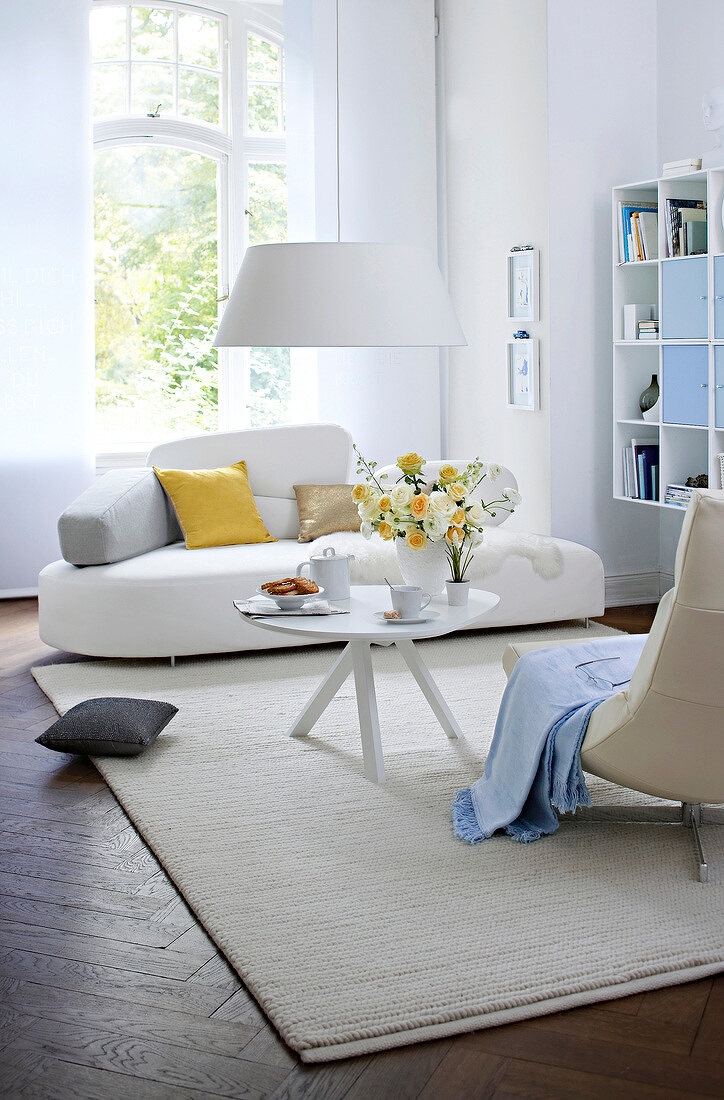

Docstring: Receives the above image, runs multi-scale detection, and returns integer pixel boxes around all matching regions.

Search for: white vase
[395,537,449,596]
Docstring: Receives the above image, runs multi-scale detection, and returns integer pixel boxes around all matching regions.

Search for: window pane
[91,7,127,61]
[93,64,127,117]
[178,67,220,125]
[246,163,289,426]
[247,162,287,245]
[247,33,280,79]
[130,63,173,116]
[248,83,281,133]
[249,347,290,427]
[94,145,219,445]
[179,12,220,69]
[131,6,174,60]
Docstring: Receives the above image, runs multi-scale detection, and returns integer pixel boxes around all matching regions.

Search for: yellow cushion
[153,461,277,550]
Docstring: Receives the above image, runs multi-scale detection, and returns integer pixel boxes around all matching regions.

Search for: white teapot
[296,547,354,602]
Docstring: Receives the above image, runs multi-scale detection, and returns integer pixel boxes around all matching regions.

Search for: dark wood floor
[1,599,722,1099]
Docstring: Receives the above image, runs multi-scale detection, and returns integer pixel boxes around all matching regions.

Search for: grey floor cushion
[36,697,178,756]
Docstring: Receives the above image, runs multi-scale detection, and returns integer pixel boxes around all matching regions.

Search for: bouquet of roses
[353,448,521,581]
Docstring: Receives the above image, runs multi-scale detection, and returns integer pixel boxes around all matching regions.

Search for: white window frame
[92,0,286,466]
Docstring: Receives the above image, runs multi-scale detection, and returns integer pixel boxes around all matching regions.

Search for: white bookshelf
[613,168,724,508]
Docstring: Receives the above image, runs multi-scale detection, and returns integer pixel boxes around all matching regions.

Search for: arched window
[91,1,287,455]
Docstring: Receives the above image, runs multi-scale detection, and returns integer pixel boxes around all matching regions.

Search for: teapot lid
[309,546,348,561]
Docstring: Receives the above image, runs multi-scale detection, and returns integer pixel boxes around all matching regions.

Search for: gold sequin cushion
[293,484,362,543]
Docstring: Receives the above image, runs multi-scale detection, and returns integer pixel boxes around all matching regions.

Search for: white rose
[358,494,381,522]
[503,487,521,506]
[422,513,447,540]
[466,500,486,526]
[390,483,414,511]
[470,528,485,547]
[428,490,456,522]
[488,464,502,481]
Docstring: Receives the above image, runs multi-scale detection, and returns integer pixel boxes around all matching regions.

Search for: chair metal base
[574,802,718,884]
[683,803,710,884]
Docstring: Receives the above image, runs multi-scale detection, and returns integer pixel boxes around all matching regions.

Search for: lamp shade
[213,242,466,348]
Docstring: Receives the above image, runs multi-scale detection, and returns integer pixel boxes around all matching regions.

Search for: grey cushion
[36,697,178,756]
[58,468,183,566]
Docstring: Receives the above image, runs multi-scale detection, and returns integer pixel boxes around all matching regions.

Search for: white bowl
[257,585,325,610]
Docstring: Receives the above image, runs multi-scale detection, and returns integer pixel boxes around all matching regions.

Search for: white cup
[391,585,431,619]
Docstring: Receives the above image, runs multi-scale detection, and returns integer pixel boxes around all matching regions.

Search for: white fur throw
[307,529,564,584]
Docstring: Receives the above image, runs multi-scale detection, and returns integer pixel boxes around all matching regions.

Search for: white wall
[442,0,551,535]
[657,0,724,167]
[0,0,94,595]
[547,0,661,577]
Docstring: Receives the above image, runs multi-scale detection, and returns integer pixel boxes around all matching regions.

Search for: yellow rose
[410,493,429,518]
[352,484,371,503]
[405,530,428,551]
[378,520,394,540]
[445,525,465,546]
[452,507,465,526]
[438,464,459,485]
[447,482,467,502]
[378,494,392,513]
[397,452,424,476]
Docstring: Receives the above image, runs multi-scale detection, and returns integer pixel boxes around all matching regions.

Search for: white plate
[373,610,440,625]
[257,585,325,610]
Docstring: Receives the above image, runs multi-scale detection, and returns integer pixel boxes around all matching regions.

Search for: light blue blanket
[453,635,647,844]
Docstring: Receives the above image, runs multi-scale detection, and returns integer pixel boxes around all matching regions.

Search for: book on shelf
[617,201,657,263]
[622,439,659,500]
[637,319,659,341]
[664,483,694,508]
[662,157,702,177]
[664,198,707,257]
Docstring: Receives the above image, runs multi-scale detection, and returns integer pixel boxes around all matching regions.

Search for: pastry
[293,577,319,594]
[383,610,401,619]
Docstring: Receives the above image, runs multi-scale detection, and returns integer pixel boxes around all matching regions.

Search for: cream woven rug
[33,624,724,1063]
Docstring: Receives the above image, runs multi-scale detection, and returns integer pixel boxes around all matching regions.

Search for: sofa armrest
[58,468,182,566]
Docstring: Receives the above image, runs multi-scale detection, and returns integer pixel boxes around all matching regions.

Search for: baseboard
[659,572,675,596]
[0,587,38,600]
[604,571,661,607]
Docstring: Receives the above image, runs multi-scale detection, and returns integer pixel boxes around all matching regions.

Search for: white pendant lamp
[214,242,465,348]
[213,2,465,351]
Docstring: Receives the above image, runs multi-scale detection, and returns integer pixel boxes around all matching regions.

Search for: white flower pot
[445,579,470,606]
[396,537,449,596]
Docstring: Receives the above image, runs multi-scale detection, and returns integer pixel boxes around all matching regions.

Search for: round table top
[241,585,500,644]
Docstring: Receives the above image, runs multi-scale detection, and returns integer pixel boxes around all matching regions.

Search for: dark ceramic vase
[639,374,659,414]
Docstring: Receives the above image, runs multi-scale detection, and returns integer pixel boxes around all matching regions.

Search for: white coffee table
[240,585,499,783]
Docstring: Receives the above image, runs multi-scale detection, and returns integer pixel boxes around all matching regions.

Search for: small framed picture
[506,338,539,411]
[507,248,540,322]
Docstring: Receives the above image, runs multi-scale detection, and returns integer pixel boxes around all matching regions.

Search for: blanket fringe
[552,775,591,816]
[452,788,484,845]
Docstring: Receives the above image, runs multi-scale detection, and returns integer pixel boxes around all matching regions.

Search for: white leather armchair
[502,489,724,882]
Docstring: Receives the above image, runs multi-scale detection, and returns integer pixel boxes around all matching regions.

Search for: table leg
[351,641,386,784]
[288,643,354,738]
[394,638,463,740]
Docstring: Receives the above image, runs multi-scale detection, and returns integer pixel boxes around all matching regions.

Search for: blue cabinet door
[715,257,724,340]
[716,346,724,429]
[662,346,708,425]
[662,257,708,339]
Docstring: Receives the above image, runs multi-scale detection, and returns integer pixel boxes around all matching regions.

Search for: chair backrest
[585,490,724,803]
[374,459,518,528]
[147,423,353,539]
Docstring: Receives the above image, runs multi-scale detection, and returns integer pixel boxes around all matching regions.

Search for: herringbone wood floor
[1,599,722,1099]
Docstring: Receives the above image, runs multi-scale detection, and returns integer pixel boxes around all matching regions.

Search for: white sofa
[39,423,605,658]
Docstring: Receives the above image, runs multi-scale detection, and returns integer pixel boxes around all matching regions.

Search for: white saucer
[374,610,440,625]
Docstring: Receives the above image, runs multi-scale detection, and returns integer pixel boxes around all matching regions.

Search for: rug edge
[297,960,724,1062]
